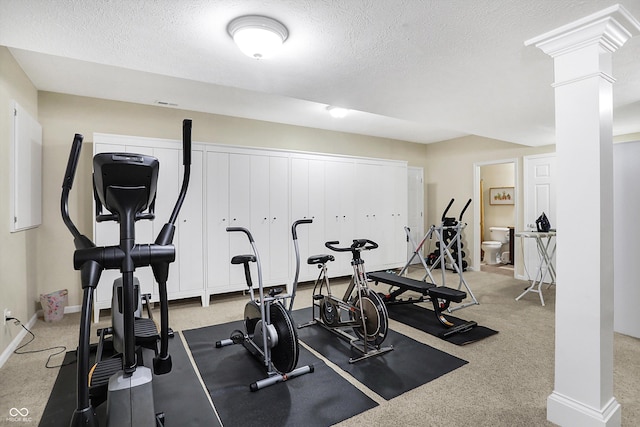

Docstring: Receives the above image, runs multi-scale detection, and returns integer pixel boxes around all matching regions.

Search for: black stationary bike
[62,119,192,427]
[299,239,393,363]
[215,220,314,391]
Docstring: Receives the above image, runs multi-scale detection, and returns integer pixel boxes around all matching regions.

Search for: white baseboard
[548,391,621,427]
[64,305,81,314]
[0,312,38,369]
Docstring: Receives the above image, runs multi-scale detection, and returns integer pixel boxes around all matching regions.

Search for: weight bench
[368,271,477,338]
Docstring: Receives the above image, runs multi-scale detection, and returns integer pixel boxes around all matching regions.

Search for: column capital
[525,4,640,57]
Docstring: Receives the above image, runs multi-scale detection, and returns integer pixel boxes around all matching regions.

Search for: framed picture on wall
[490,187,514,205]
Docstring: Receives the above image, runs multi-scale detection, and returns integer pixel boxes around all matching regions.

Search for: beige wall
[423,135,556,267]
[0,47,39,355]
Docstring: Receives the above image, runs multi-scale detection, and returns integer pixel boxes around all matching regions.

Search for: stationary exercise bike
[61,119,193,427]
[215,220,314,391]
[299,239,393,363]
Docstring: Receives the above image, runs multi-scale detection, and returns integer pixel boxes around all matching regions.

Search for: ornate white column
[525,5,639,427]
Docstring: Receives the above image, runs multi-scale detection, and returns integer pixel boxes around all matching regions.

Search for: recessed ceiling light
[327,106,349,118]
[227,15,289,59]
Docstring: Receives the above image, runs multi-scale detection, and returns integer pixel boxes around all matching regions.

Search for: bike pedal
[312,294,324,301]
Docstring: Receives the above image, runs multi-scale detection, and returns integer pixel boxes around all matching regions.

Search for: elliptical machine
[299,239,393,363]
[61,119,193,426]
[215,220,314,391]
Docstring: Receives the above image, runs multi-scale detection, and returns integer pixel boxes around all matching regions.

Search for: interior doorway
[472,159,518,273]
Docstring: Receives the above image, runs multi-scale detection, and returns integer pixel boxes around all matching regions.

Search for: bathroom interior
[480,162,515,275]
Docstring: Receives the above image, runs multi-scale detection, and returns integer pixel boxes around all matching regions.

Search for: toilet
[482,227,510,265]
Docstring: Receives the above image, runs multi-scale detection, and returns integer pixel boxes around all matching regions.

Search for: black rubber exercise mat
[387,303,499,345]
[182,321,378,427]
[291,307,468,400]
[40,332,221,427]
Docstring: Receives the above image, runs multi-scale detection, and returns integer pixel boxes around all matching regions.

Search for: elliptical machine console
[61,119,193,427]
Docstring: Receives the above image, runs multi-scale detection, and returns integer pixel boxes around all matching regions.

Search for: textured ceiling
[1,0,639,146]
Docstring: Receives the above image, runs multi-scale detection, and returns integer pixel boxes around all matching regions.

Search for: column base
[548,391,621,427]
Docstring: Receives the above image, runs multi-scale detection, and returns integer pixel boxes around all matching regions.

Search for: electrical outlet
[3,308,11,326]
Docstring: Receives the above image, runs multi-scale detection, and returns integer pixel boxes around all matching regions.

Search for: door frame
[472,158,519,272]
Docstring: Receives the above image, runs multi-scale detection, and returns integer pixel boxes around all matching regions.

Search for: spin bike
[62,119,192,427]
[299,239,393,363]
[215,220,314,391]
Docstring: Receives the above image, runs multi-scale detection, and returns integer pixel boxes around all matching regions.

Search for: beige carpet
[0,269,638,426]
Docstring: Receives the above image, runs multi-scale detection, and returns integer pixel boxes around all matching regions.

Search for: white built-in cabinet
[92,134,407,319]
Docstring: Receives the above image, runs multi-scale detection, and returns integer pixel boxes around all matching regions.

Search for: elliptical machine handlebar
[152,118,193,374]
[441,198,455,222]
[459,198,472,221]
[61,134,93,250]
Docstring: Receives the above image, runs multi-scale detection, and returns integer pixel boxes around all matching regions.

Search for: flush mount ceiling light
[227,15,289,59]
[326,106,349,118]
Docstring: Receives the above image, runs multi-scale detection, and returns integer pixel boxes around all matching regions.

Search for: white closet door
[250,155,271,280]
[269,156,290,283]
[355,162,382,267]
[228,154,252,285]
[206,151,231,292]
[178,149,204,294]
[325,159,355,273]
[392,165,408,265]
[307,159,326,259]
[291,158,312,279]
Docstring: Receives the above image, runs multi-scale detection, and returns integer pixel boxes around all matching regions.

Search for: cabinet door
[307,159,326,260]
[206,151,230,292]
[324,160,355,274]
[291,158,313,281]
[177,149,204,293]
[269,156,289,284]
[228,154,252,285]
[392,165,409,265]
[355,162,383,268]
[249,155,271,282]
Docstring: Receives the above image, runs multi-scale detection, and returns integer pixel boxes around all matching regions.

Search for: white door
[523,154,556,282]
[177,149,204,294]
[206,151,231,293]
[407,167,424,264]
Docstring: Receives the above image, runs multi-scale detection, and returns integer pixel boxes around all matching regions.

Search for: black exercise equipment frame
[61,119,192,427]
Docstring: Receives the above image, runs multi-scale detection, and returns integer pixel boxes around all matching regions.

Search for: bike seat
[307,254,335,265]
[231,254,256,265]
[268,288,284,297]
